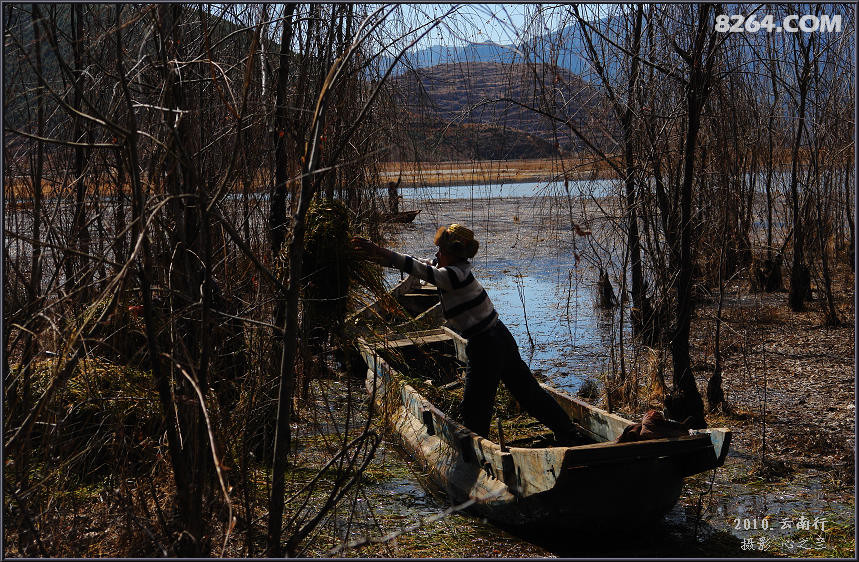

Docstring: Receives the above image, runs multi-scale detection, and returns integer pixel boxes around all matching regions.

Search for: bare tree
[4,3,409,555]
[786,4,815,311]
[572,5,654,343]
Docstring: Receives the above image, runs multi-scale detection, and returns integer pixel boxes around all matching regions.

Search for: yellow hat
[433,223,479,258]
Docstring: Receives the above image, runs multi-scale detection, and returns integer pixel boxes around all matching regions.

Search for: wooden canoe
[350,276,731,533]
[379,209,421,223]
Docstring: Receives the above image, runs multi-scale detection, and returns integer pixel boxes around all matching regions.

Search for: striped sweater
[390,251,498,338]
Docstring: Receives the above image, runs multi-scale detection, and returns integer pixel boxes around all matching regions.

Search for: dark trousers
[461,320,576,438]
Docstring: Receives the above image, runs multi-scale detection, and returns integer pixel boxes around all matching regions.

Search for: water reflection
[386,255,634,395]
[478,257,632,394]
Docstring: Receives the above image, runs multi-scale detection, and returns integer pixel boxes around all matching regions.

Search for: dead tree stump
[597,268,617,308]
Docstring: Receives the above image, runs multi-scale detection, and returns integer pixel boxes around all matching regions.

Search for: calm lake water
[394,178,616,201]
[387,254,630,393]
[384,179,635,394]
[462,256,627,393]
[386,170,804,202]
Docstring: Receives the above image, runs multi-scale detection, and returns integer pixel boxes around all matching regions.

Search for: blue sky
[410,4,529,46]
[396,4,611,48]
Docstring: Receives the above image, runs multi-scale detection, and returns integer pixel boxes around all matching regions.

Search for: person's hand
[351,237,390,265]
[351,236,376,257]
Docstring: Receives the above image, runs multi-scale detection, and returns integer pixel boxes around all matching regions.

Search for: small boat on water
[349,275,731,533]
[379,209,421,223]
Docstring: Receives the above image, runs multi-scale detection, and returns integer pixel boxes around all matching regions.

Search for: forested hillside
[389,61,614,160]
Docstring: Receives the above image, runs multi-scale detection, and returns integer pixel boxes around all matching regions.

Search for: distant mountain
[399,41,519,70]
[388,111,564,162]
[392,13,792,81]
[387,21,603,78]
[388,61,616,161]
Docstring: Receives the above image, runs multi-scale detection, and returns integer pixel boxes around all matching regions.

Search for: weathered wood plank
[378,332,452,349]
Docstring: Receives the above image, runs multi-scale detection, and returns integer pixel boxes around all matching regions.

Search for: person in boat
[352,224,579,444]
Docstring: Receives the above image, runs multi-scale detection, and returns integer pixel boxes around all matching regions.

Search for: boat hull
[351,277,730,532]
[358,331,730,532]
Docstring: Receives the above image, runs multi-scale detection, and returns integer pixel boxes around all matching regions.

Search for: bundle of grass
[303,198,352,339]
[303,198,398,328]
[76,291,147,365]
[301,196,407,389]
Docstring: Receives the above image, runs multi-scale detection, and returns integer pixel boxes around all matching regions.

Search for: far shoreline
[379,157,620,188]
[378,148,826,189]
[3,154,814,200]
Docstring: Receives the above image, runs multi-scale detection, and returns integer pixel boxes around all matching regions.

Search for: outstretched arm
[351,237,396,266]
[351,237,461,290]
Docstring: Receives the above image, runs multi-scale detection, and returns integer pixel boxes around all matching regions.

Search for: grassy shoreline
[379,157,621,188]
[4,151,837,199]
[3,157,615,201]
[376,148,837,188]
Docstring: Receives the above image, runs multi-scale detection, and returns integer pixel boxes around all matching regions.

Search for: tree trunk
[762,32,781,291]
[707,226,727,410]
[622,6,653,340]
[115,4,194,551]
[788,32,812,311]
[847,165,855,270]
[269,4,297,260]
[574,5,652,341]
[266,5,298,556]
[267,165,316,557]
[12,2,48,487]
[66,3,90,303]
[816,171,840,326]
[665,4,713,430]
[155,5,210,552]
